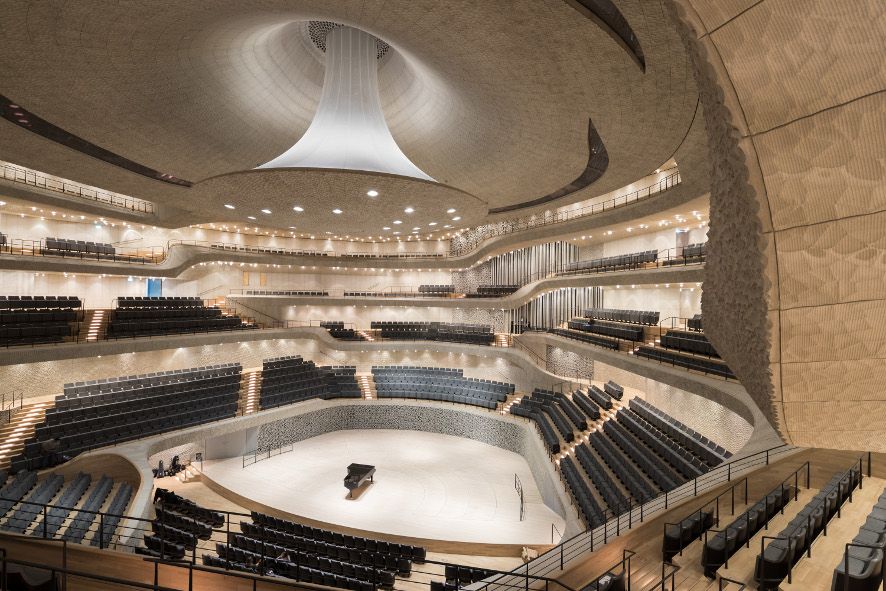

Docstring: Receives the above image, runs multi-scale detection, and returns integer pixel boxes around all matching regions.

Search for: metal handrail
[0,161,156,214]
[0,236,165,264]
[242,442,294,468]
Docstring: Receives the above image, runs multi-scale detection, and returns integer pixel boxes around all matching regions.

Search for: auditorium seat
[584,307,660,326]
[629,398,731,466]
[831,486,886,591]
[559,249,658,274]
[107,297,255,337]
[370,321,494,345]
[662,243,706,266]
[417,284,456,296]
[241,289,330,296]
[372,366,512,410]
[30,472,91,538]
[11,364,241,472]
[566,317,644,341]
[259,356,347,409]
[659,329,719,358]
[322,321,367,341]
[634,346,736,379]
[0,295,83,346]
[687,313,703,332]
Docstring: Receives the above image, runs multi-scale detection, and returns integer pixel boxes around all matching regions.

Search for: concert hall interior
[0,2,883,591]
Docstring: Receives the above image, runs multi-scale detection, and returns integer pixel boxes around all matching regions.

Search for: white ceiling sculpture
[258,25,433,181]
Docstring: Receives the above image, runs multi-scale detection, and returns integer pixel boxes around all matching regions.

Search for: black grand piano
[344,463,376,498]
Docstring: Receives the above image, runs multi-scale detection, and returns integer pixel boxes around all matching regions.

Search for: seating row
[44,237,115,256]
[62,475,114,544]
[0,323,75,346]
[831,485,886,591]
[574,443,629,515]
[465,285,519,298]
[697,483,795,575]
[660,330,719,357]
[107,316,252,337]
[589,431,657,504]
[561,456,606,528]
[634,346,736,379]
[90,483,134,548]
[116,296,202,308]
[0,295,81,310]
[509,406,560,454]
[629,398,730,466]
[60,363,241,399]
[112,307,224,320]
[528,390,588,431]
[616,409,707,479]
[154,488,225,528]
[560,250,658,274]
[31,472,91,538]
[584,308,660,326]
[603,419,683,492]
[418,284,455,294]
[1,474,64,534]
[549,327,620,350]
[0,471,37,519]
[241,290,329,297]
[568,318,644,341]
[261,356,333,409]
[370,321,494,345]
[755,467,861,589]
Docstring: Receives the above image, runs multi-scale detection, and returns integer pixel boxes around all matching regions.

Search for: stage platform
[202,429,566,551]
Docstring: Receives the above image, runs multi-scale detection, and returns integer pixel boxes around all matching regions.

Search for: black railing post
[99,513,105,549]
[42,504,48,538]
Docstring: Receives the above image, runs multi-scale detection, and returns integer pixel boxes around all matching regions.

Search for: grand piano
[344,463,376,498]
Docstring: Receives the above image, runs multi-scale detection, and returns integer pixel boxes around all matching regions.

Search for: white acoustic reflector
[258,26,433,181]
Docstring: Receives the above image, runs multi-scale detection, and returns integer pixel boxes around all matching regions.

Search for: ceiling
[0,0,701,235]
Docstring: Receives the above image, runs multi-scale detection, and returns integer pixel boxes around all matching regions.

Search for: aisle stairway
[494,333,510,347]
[0,401,52,471]
[239,369,262,415]
[81,309,109,342]
[357,373,376,400]
[357,329,375,342]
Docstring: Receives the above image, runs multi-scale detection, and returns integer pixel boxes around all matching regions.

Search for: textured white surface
[203,428,565,545]
[259,27,432,181]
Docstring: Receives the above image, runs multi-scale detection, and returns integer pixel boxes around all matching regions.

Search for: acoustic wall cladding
[509,287,602,330]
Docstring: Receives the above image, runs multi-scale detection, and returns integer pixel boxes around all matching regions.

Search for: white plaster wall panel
[591,360,752,453]
[710,0,886,135]
[0,270,170,308]
[601,228,681,258]
[601,286,701,321]
[753,93,886,231]
[777,211,886,310]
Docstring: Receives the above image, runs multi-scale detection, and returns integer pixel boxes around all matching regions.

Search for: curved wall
[671,0,886,450]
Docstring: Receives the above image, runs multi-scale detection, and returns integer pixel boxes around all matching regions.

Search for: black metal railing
[242,442,294,468]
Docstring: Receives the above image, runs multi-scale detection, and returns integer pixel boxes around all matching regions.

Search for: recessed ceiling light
[452,216,461,221]
[393,231,400,235]
[447,208,456,213]
[293,206,304,212]
[367,190,379,197]
[404,207,414,213]
[261,209,272,214]
[224,204,235,210]
[332,208,343,214]
[382,226,391,230]
[247,216,256,220]
[444,224,452,228]
[393,220,402,225]
[412,227,420,230]
[428,222,437,226]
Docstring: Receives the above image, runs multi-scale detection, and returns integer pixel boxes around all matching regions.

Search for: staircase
[356,373,376,400]
[357,330,375,342]
[239,369,262,415]
[207,296,257,327]
[81,309,109,342]
[0,400,52,471]
[494,333,510,347]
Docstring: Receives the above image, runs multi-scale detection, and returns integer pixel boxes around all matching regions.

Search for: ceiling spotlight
[452,216,461,221]
[224,204,235,210]
[428,222,437,226]
[412,227,420,231]
[261,209,272,214]
[447,208,456,213]
[247,216,256,220]
[382,226,391,230]
[393,220,402,225]
[404,207,414,213]
[293,206,304,212]
[367,190,379,197]
[332,208,343,214]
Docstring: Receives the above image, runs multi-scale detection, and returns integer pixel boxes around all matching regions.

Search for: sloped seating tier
[372,366,513,410]
[370,321,494,345]
[629,398,730,466]
[2,473,65,534]
[11,364,241,472]
[561,249,658,273]
[603,419,683,492]
[251,510,425,563]
[323,323,366,341]
[589,431,657,503]
[0,295,82,310]
[549,327,620,349]
[662,243,706,266]
[586,386,613,410]
[319,366,363,399]
[572,390,602,420]
[510,396,575,442]
[561,456,606,528]
[567,318,644,341]
[417,285,455,294]
[109,298,254,337]
[687,313,703,332]
[574,443,630,515]
[30,472,91,538]
[583,308,660,326]
[831,485,886,591]
[116,296,202,308]
[62,475,114,544]
[0,471,37,519]
[260,356,333,409]
[545,390,590,430]
[660,329,719,357]
[755,466,862,590]
[509,405,561,454]
[634,346,736,379]
[699,483,796,576]
[616,409,707,479]
[465,285,519,298]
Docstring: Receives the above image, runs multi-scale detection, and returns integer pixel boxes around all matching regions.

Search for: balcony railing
[1,161,155,214]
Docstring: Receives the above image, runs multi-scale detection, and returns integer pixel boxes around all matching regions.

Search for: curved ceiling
[0,0,700,235]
